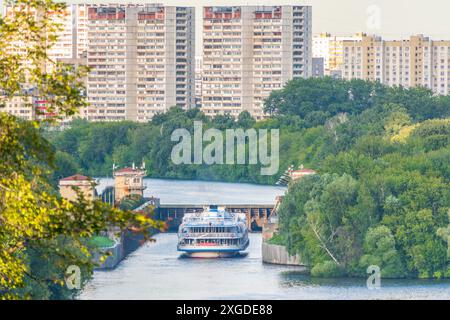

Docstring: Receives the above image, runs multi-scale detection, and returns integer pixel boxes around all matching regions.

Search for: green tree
[52,151,80,183]
[237,111,256,128]
[437,210,450,262]
[359,226,406,278]
[0,0,162,299]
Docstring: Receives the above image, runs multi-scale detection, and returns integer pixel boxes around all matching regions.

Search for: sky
[3,0,450,54]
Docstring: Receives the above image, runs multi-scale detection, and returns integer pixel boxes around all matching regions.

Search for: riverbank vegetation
[269,80,450,279]
[47,77,450,279]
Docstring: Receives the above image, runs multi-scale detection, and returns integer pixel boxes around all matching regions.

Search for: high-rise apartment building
[201,5,312,119]
[2,4,87,68]
[47,4,88,61]
[312,33,363,77]
[84,4,195,122]
[2,4,88,121]
[342,34,450,95]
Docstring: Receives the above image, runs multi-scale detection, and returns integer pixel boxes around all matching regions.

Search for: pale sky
[4,0,450,54]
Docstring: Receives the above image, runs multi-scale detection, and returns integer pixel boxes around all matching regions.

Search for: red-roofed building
[60,174,91,181]
[59,174,96,201]
[290,168,317,182]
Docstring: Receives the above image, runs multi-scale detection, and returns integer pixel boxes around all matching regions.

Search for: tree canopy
[0,0,161,299]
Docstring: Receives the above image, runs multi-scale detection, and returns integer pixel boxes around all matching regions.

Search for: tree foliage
[273,80,450,278]
[0,0,162,299]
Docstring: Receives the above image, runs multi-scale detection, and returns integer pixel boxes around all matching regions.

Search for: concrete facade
[85,4,195,122]
[2,4,87,121]
[113,166,146,202]
[342,34,450,95]
[59,174,96,202]
[261,242,304,266]
[201,5,312,119]
[312,33,363,76]
[2,3,317,122]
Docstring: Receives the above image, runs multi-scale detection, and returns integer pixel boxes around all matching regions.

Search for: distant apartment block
[3,4,87,62]
[201,5,312,119]
[342,34,450,95]
[2,4,87,121]
[84,4,195,122]
[312,32,363,77]
[47,4,88,61]
[195,56,203,108]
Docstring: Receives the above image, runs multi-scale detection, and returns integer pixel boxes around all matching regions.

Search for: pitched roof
[60,174,92,181]
[296,169,316,174]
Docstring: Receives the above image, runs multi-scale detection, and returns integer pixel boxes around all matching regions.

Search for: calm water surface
[95,178,286,205]
[80,233,450,300]
[80,179,450,300]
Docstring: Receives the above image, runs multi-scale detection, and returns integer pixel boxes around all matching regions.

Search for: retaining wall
[261,242,304,266]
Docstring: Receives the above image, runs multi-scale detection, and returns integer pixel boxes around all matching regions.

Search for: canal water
[80,233,450,300]
[94,178,286,205]
[80,179,450,300]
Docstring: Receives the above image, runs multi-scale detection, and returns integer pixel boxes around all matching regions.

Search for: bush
[119,194,147,211]
[311,261,345,278]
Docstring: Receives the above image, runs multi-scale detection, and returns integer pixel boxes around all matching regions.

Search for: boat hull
[178,240,249,258]
[185,251,239,258]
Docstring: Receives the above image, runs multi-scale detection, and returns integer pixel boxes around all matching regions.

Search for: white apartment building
[342,34,450,95]
[2,4,87,121]
[84,4,195,122]
[312,33,363,76]
[201,5,312,119]
[3,4,316,122]
[47,4,88,61]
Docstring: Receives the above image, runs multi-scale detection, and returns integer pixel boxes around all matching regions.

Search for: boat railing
[180,232,241,239]
[178,242,241,248]
[181,219,238,226]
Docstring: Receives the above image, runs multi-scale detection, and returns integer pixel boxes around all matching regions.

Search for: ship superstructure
[177,205,249,258]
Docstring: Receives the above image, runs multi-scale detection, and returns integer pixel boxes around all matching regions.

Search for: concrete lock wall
[93,242,123,270]
[261,242,304,266]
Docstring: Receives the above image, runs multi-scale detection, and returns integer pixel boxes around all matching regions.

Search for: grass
[88,235,115,248]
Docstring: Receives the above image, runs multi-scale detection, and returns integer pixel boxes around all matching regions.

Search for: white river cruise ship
[177,205,249,258]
